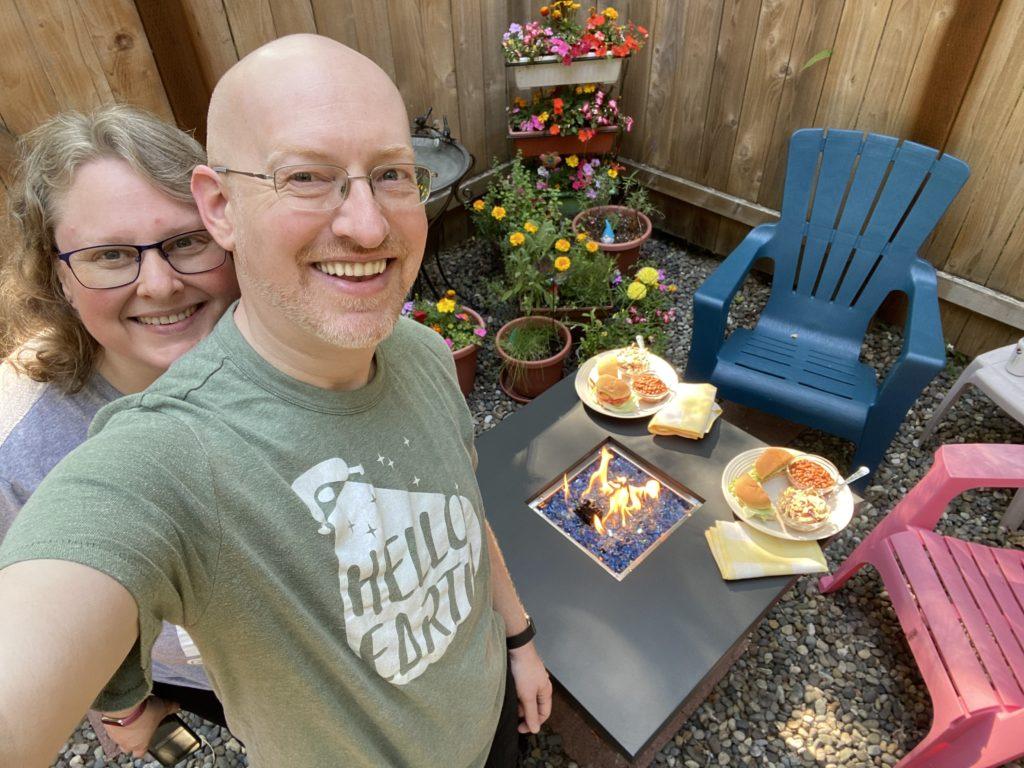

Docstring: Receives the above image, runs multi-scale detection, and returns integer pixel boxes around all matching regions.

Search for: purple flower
[474,327,487,337]
[658,269,666,280]
[402,301,414,314]
[586,189,597,199]
[536,181,548,190]
[537,166,549,178]
[508,22,522,34]
[613,273,623,285]
[445,338,454,349]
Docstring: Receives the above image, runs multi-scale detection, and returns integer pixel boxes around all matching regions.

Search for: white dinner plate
[574,351,680,419]
[720,448,855,541]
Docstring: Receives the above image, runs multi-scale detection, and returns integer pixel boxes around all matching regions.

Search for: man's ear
[192,165,236,253]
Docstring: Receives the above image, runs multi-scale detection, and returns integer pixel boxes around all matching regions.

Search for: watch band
[99,698,148,727]
[506,615,536,650]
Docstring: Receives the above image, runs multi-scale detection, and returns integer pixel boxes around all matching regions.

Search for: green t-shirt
[0,309,506,767]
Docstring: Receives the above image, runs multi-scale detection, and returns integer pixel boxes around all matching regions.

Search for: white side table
[921,343,1024,528]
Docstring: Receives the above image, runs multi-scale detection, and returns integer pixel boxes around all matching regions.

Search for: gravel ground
[54,235,1024,768]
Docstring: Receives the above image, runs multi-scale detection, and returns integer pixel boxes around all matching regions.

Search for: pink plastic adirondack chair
[820,443,1024,768]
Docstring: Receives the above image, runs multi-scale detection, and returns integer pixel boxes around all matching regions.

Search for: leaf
[801,48,833,72]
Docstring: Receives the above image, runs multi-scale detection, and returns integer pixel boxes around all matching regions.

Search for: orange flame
[582,447,662,532]
[562,473,571,504]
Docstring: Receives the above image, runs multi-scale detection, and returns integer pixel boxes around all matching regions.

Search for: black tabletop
[476,373,795,757]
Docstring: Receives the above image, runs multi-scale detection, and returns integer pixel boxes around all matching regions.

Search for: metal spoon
[833,465,869,492]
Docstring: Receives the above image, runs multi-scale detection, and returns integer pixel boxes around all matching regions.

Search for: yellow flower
[472,199,485,211]
[584,84,596,93]
[575,86,583,94]
[636,266,659,286]
[607,168,618,178]
[585,240,599,252]
[539,111,550,122]
[524,221,538,234]
[576,232,588,242]
[627,281,648,301]
[554,238,571,252]
[491,206,506,220]
[445,288,456,298]
[668,284,678,293]
[603,7,618,19]
[554,256,571,272]
[509,231,525,246]
[566,154,579,168]
[436,298,456,313]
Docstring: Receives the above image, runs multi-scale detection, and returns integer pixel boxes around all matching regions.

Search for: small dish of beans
[786,456,838,493]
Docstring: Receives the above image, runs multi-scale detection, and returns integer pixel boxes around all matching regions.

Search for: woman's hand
[509,642,553,734]
[103,696,180,757]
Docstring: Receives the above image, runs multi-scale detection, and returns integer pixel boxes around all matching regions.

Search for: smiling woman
[0,105,239,759]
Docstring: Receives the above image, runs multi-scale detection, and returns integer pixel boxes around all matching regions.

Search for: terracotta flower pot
[573,205,653,273]
[507,126,618,158]
[495,316,572,402]
[451,306,486,398]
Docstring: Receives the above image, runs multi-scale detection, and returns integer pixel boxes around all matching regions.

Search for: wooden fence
[1,0,1021,355]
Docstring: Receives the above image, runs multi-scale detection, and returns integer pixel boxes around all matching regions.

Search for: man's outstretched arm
[485,522,553,734]
[0,560,138,766]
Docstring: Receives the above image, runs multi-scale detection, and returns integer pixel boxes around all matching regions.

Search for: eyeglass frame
[210,162,437,210]
[55,229,229,290]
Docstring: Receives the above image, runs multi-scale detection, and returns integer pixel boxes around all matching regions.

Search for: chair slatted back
[761,129,969,344]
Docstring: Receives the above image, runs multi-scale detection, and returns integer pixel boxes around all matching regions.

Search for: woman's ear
[192,165,236,253]
[56,265,77,310]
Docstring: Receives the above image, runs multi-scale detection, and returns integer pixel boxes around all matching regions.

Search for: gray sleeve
[0,478,22,545]
[0,409,221,710]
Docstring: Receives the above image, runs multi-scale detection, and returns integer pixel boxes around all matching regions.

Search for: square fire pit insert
[527,438,703,580]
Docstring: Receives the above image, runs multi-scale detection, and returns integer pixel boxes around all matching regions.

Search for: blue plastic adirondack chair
[686,129,969,477]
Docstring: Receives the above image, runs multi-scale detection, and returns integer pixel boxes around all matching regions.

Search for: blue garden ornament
[685,128,969,483]
[601,219,615,244]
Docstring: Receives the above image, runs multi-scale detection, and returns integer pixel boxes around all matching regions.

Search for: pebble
[54,237,1024,767]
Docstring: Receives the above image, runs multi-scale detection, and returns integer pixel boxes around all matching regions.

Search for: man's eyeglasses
[56,229,228,290]
[211,163,435,212]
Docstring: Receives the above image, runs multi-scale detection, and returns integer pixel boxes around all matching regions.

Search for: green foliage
[499,321,563,362]
[578,262,678,358]
[467,154,563,243]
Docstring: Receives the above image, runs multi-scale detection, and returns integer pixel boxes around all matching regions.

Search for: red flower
[549,124,561,135]
[588,13,606,26]
[552,97,564,115]
[578,128,595,142]
[412,310,427,322]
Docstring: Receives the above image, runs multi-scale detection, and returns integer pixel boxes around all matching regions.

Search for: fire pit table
[476,375,810,767]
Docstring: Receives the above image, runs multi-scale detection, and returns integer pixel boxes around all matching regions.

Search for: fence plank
[853,0,937,134]
[221,0,276,56]
[268,0,316,35]
[314,0,397,80]
[619,0,657,163]
[451,0,486,170]
[641,0,688,172]
[0,0,60,134]
[480,1,507,167]
[756,0,843,210]
[180,0,239,86]
[814,0,891,130]
[17,0,114,113]
[716,0,804,255]
[77,0,174,120]
[386,0,461,144]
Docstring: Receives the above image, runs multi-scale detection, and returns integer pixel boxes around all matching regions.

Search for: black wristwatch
[506,615,536,650]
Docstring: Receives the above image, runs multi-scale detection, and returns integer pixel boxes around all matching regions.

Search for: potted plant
[403,291,487,397]
[496,219,616,320]
[578,264,678,360]
[572,171,658,272]
[502,3,648,88]
[507,85,634,157]
[468,153,563,266]
[496,315,573,402]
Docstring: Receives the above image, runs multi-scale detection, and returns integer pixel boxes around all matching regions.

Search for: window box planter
[507,125,618,158]
[506,53,626,88]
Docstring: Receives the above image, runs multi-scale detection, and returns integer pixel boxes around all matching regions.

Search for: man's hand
[103,696,179,757]
[509,642,552,734]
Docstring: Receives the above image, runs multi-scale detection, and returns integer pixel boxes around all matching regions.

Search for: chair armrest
[888,444,1024,532]
[686,223,776,381]
[870,260,946,414]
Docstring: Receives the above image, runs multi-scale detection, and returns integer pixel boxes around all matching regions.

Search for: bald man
[0,35,550,767]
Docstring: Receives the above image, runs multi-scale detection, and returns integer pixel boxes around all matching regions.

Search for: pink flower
[474,327,487,337]
[445,338,454,348]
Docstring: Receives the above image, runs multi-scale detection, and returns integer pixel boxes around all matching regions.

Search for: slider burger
[732,473,771,512]
[594,374,632,407]
[754,446,793,480]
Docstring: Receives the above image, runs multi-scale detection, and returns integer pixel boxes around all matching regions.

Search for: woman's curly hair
[1,104,205,392]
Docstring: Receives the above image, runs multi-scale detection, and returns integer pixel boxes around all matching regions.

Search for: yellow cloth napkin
[648,382,719,438]
[705,521,828,580]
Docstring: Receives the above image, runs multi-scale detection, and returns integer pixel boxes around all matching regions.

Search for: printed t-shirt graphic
[292,455,483,684]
